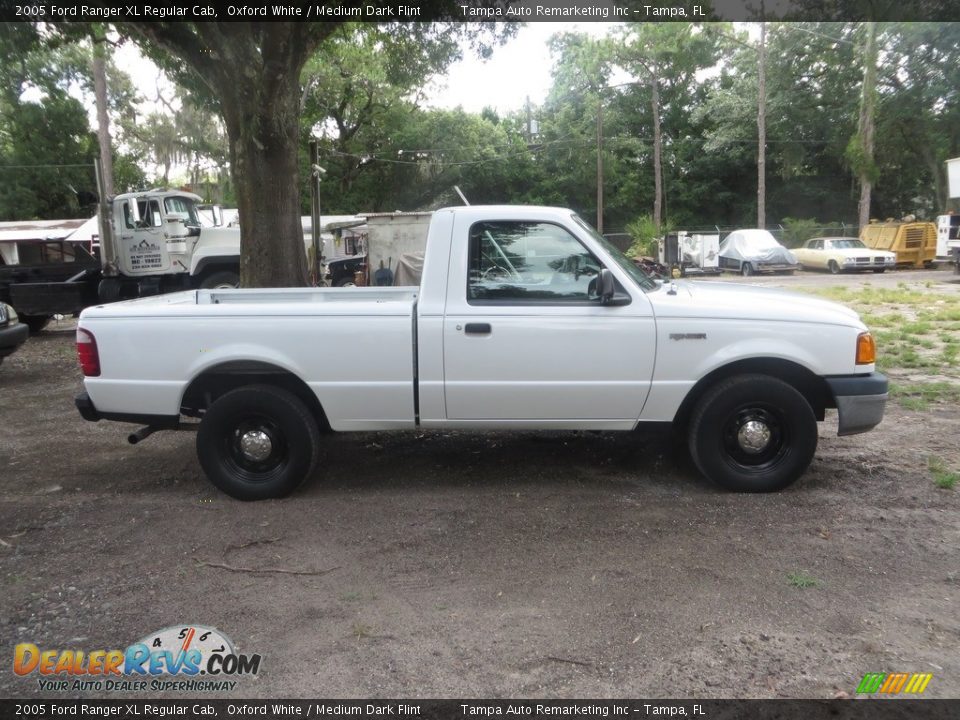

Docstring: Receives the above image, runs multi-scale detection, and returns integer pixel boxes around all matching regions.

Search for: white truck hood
[647,280,863,328]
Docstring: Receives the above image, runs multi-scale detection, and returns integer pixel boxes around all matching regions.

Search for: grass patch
[795,284,960,411]
[787,571,819,589]
[928,457,958,490]
[889,382,960,410]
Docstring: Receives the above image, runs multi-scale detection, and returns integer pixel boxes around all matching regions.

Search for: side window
[468,221,602,303]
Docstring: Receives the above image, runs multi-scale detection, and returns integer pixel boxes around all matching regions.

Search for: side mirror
[597,268,615,304]
[596,268,631,306]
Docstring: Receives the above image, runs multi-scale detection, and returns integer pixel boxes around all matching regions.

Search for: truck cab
[98,190,242,301]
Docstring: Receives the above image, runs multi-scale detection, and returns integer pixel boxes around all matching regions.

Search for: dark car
[0,302,29,366]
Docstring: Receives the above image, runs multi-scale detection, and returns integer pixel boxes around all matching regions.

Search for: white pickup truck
[74,206,888,500]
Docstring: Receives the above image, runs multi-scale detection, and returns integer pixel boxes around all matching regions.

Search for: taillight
[76,328,100,377]
[856,331,876,365]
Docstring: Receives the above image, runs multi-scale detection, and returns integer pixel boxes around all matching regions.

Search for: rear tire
[197,384,321,500]
[687,374,818,493]
[335,277,357,287]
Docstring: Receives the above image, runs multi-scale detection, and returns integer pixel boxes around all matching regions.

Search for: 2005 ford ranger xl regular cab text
[74,206,888,500]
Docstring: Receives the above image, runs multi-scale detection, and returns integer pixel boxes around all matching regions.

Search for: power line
[0,163,95,169]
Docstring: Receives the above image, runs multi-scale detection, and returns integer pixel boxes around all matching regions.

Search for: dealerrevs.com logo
[14,625,261,692]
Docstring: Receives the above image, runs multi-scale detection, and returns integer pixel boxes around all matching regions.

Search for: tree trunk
[92,38,113,197]
[221,79,308,288]
[857,21,878,230]
[757,21,767,230]
[651,63,663,233]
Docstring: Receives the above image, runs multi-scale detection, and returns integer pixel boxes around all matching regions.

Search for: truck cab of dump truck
[97,189,242,301]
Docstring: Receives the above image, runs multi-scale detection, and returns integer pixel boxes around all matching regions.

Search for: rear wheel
[828,260,841,275]
[740,262,754,277]
[197,384,321,500]
[688,374,818,493]
[335,277,357,287]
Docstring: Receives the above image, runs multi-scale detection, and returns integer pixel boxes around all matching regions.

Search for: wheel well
[192,260,239,282]
[180,361,331,432]
[672,358,831,431]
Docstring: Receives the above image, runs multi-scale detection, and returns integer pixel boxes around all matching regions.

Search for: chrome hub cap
[737,420,772,454]
[239,430,273,462]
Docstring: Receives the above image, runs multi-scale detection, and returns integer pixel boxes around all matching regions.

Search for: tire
[200,270,240,289]
[873,268,885,273]
[196,384,321,500]
[740,262,754,277]
[335,277,357,288]
[98,278,121,303]
[22,315,51,334]
[687,374,818,493]
[828,260,841,275]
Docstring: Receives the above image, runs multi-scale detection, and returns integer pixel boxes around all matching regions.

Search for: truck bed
[80,288,419,430]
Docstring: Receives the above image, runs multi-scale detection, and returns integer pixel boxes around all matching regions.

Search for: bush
[780,217,847,248]
[626,215,669,258]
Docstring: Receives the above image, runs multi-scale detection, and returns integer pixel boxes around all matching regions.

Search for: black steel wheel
[688,374,818,492]
[197,384,320,500]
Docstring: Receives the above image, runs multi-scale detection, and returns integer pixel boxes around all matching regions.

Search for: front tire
[200,270,240,289]
[197,384,321,500]
[828,260,841,275]
[740,262,754,277]
[687,374,818,493]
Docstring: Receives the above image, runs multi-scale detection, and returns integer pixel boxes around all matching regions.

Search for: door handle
[464,323,492,335]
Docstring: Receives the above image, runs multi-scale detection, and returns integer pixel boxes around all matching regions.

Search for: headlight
[0,304,8,324]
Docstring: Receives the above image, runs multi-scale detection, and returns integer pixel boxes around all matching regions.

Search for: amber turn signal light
[856,331,876,365]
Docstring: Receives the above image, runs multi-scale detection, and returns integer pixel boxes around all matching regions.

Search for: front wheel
[687,374,818,493]
[197,384,321,500]
[200,270,240,289]
[740,262,754,277]
[828,260,841,275]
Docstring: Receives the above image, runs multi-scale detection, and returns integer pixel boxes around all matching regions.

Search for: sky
[423,22,620,113]
[112,22,623,118]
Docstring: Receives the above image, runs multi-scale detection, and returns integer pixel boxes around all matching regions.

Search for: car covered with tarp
[719,229,798,276]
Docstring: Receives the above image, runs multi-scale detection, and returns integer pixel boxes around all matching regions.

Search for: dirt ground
[1,268,958,700]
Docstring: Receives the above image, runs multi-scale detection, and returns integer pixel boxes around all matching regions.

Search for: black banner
[1,0,958,23]
[1,700,959,720]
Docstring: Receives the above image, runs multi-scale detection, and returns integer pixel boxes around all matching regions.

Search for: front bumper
[0,322,29,358]
[825,372,888,436]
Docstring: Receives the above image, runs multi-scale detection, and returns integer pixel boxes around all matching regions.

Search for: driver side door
[441,219,656,425]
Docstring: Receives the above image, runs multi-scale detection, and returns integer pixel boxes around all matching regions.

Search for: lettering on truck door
[441,218,656,424]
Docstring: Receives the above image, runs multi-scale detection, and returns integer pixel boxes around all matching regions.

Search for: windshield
[826,238,865,249]
[571,214,658,292]
[164,196,201,226]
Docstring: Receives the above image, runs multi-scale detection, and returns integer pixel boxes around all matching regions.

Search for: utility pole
[92,33,114,197]
[596,96,604,234]
[757,18,767,229]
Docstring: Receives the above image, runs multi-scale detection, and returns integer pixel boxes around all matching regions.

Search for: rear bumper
[825,372,888,436]
[0,322,29,358]
[75,391,180,428]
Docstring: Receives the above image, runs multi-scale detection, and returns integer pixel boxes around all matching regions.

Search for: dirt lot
[1,269,958,700]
